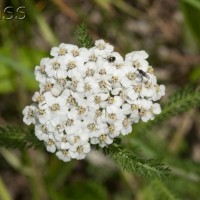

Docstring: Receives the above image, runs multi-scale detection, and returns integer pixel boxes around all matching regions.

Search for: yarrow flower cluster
[23,39,165,162]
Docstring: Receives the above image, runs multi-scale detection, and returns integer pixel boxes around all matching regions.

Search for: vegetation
[0,0,200,200]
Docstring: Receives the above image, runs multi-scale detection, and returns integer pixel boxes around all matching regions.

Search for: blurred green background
[0,0,200,199]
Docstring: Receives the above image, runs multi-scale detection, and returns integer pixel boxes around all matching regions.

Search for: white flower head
[23,39,165,162]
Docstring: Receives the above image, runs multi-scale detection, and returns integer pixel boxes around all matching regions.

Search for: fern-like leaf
[0,126,43,149]
[75,23,93,48]
[157,84,200,122]
[103,139,170,180]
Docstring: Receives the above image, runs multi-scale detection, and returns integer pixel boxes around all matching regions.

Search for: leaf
[75,24,94,48]
[0,126,43,150]
[103,140,170,180]
[180,0,200,47]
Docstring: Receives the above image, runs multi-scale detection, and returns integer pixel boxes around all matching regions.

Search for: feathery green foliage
[103,138,170,180]
[158,84,200,121]
[0,126,43,150]
[75,24,94,48]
